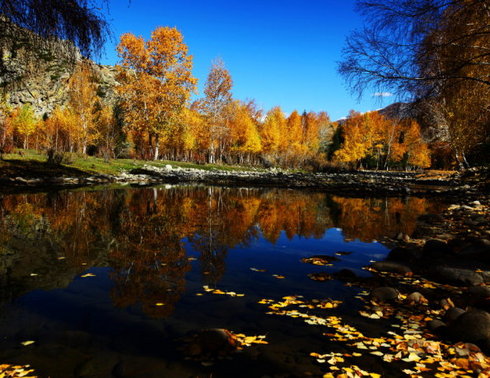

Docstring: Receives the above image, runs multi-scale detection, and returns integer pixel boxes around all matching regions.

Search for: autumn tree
[9,104,38,149]
[0,98,13,156]
[402,120,431,169]
[68,62,98,154]
[334,111,372,168]
[94,104,119,160]
[43,106,78,152]
[317,111,334,153]
[335,111,430,170]
[183,103,209,162]
[284,111,304,164]
[260,106,284,162]
[302,112,321,153]
[200,58,233,163]
[117,27,197,160]
[227,100,262,164]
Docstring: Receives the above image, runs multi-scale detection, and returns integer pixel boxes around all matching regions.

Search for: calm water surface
[0,186,446,377]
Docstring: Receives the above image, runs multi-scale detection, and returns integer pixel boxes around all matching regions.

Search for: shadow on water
[0,186,447,377]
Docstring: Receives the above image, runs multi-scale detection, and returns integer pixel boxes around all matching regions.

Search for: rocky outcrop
[0,19,117,117]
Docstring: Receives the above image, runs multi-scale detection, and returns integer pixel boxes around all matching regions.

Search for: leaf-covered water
[0,185,446,377]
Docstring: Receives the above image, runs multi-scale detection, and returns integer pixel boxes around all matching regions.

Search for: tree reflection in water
[0,187,445,317]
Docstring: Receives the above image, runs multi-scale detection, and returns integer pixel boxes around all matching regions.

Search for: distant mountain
[336,102,449,144]
[378,102,415,120]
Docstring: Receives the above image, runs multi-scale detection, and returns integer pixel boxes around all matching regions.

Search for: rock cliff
[0,19,118,117]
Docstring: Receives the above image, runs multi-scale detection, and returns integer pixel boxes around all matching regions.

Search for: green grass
[0,149,262,177]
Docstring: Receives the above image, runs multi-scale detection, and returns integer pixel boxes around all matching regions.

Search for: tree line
[0,26,432,170]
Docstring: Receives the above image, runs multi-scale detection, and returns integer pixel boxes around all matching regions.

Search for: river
[0,185,447,377]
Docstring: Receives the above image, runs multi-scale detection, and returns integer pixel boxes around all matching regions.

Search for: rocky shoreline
[343,194,490,356]
[1,163,488,197]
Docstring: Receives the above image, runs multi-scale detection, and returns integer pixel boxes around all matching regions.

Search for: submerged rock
[371,261,412,275]
[370,287,399,302]
[182,328,238,358]
[387,246,421,263]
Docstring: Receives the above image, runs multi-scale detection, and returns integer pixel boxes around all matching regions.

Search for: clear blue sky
[98,0,394,120]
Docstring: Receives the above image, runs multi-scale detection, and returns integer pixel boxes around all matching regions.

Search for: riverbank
[0,151,488,196]
[345,192,490,365]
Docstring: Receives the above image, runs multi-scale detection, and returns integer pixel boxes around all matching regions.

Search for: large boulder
[449,310,490,346]
[444,307,466,323]
[449,237,490,262]
[387,246,421,263]
[435,267,484,286]
[423,239,452,259]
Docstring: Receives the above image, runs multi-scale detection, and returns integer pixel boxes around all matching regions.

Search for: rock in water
[436,267,484,286]
[444,307,466,323]
[183,328,238,358]
[450,310,490,346]
[423,239,452,258]
[405,292,428,305]
[370,287,399,302]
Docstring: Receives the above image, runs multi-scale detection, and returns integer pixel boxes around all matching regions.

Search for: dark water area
[0,186,447,377]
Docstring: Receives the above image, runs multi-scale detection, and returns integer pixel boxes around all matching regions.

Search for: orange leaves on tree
[116,27,197,160]
[335,111,431,169]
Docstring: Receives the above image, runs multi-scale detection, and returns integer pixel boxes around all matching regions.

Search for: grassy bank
[0,149,256,177]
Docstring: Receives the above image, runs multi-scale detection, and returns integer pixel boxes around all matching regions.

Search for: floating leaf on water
[20,341,35,346]
[272,274,285,279]
[0,364,36,378]
[234,333,268,347]
[307,273,334,281]
[301,255,339,266]
[403,369,418,375]
[250,267,266,272]
[80,273,95,278]
[29,273,38,277]
[155,302,165,306]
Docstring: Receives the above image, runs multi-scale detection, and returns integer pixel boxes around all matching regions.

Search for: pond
[0,185,446,377]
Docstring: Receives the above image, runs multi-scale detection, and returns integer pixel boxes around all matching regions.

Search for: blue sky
[98,0,394,120]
